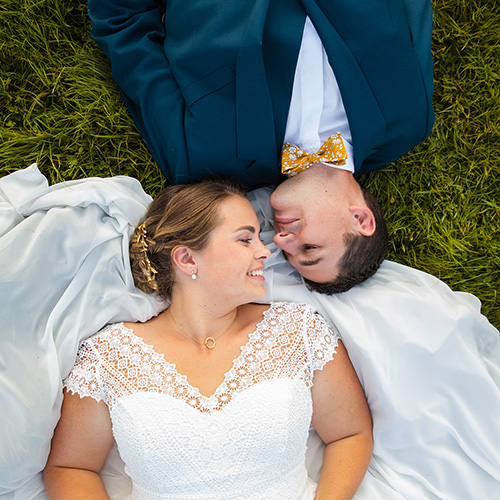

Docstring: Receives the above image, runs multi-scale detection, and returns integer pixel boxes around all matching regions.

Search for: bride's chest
[109,379,313,491]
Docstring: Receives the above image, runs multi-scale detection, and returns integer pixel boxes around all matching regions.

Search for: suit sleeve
[402,0,434,113]
[87,0,187,180]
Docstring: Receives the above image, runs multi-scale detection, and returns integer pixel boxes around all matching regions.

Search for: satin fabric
[0,165,164,498]
[1,166,499,499]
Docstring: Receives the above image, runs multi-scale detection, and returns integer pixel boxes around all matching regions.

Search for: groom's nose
[273,231,297,253]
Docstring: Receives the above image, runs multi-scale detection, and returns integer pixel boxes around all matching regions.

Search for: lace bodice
[65,302,339,500]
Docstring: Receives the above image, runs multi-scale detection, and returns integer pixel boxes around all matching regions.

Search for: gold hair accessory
[169,308,238,349]
[137,223,158,287]
[281,132,348,176]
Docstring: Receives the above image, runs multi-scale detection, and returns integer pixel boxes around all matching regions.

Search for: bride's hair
[130,178,245,300]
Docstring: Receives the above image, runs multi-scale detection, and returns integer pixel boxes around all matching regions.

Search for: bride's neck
[167,296,239,340]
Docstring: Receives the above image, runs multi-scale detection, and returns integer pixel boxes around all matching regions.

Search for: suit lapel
[300,0,387,170]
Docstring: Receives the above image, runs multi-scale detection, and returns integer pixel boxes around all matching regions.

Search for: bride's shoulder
[82,322,136,351]
[267,301,316,317]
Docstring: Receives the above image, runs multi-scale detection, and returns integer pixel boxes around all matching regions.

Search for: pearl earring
[191,270,197,280]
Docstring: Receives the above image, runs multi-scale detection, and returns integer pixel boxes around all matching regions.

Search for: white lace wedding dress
[3,168,500,499]
[64,301,339,500]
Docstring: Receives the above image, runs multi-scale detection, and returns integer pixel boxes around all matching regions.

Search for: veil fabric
[1,166,499,499]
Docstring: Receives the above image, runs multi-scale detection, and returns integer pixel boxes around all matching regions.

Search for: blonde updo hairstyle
[130,178,246,301]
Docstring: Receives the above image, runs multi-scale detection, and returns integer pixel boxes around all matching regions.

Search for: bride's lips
[247,267,265,280]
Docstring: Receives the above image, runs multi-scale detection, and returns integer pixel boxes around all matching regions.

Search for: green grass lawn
[1,0,499,329]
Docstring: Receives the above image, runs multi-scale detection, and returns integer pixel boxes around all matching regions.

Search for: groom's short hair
[304,185,388,294]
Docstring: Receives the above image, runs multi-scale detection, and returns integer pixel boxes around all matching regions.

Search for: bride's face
[193,196,271,306]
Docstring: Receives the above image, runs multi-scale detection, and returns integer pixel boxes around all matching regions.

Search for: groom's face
[269,173,351,283]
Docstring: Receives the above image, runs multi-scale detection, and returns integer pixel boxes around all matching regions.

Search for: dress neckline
[116,303,276,405]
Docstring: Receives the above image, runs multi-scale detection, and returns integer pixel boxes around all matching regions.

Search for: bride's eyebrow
[235,225,257,233]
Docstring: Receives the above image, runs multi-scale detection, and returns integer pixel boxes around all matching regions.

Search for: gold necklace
[168,308,238,349]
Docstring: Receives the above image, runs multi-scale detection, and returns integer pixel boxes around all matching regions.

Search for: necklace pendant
[205,337,216,349]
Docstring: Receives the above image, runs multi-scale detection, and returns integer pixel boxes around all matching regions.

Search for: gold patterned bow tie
[281,132,348,176]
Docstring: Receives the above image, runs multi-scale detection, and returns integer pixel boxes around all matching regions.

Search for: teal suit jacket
[88,0,434,189]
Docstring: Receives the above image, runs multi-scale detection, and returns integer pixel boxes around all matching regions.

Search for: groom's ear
[349,205,376,236]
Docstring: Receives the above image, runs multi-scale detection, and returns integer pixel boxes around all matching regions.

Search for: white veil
[1,166,499,499]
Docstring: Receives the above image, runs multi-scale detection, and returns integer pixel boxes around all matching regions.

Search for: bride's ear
[171,246,197,277]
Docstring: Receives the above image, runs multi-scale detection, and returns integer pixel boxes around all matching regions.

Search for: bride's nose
[256,240,271,260]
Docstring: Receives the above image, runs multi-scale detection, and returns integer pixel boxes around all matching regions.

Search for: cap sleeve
[304,307,340,373]
[63,337,106,403]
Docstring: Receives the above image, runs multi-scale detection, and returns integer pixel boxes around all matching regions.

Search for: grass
[1,0,499,329]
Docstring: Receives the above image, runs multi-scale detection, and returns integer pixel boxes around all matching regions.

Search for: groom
[87,0,434,292]
[268,162,388,293]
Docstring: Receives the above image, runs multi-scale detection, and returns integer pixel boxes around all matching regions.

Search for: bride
[43,178,373,499]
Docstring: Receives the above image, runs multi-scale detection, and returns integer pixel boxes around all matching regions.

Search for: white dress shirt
[284,17,354,173]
